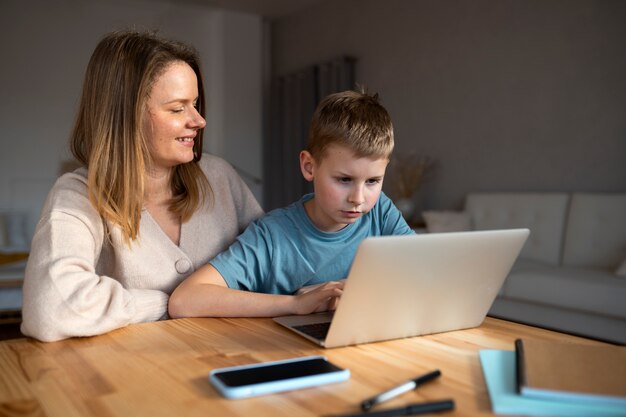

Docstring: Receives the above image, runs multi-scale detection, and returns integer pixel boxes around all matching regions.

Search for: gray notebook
[273,229,529,348]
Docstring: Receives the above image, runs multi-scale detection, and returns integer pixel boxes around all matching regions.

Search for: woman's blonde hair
[70,30,210,243]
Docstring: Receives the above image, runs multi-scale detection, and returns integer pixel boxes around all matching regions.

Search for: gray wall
[272,0,626,215]
[0,0,263,245]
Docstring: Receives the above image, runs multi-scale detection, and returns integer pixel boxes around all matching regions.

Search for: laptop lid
[273,228,529,348]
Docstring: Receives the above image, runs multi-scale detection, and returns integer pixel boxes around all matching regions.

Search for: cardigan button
[175,258,192,274]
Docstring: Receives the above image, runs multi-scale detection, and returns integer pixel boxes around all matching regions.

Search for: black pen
[327,399,455,417]
[361,369,442,411]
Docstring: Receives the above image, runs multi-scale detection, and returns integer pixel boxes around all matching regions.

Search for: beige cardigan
[21,154,263,342]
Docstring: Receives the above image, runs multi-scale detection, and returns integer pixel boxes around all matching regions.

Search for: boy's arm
[168,264,344,319]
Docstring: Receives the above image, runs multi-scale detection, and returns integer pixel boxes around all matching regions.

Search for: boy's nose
[348,186,365,205]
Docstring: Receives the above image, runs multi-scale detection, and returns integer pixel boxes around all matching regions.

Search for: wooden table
[0,317,606,417]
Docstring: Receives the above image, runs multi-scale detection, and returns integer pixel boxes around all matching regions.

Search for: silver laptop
[273,228,529,348]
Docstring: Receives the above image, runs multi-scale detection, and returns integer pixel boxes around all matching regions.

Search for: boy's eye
[337,177,352,183]
[366,178,381,185]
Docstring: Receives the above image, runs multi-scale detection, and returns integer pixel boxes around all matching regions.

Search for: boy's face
[300,143,388,232]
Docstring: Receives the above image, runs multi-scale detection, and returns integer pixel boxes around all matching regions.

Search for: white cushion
[502,259,626,319]
[562,193,626,269]
[465,193,570,265]
[422,211,471,233]
[616,259,626,277]
[0,211,29,250]
[0,214,7,247]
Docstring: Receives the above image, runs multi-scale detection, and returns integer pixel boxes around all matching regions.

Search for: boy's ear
[299,150,315,182]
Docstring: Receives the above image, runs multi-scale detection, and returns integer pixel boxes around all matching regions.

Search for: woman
[21,31,263,342]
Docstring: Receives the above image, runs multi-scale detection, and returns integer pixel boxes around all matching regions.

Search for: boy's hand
[295,279,347,295]
[293,281,345,315]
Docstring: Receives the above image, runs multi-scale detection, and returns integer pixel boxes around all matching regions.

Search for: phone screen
[213,357,343,387]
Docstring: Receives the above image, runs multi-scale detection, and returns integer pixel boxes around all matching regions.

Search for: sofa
[422,192,626,345]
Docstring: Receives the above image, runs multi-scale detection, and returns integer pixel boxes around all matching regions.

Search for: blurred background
[1,0,625,247]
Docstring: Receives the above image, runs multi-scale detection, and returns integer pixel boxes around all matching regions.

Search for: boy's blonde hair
[306,89,394,161]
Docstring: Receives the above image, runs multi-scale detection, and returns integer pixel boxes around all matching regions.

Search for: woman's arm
[21,210,169,342]
[168,264,343,318]
[21,175,168,342]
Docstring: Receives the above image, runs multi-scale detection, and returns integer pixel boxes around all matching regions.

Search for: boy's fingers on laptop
[295,283,322,295]
[294,283,343,315]
[296,279,346,295]
[327,294,341,311]
[314,290,342,313]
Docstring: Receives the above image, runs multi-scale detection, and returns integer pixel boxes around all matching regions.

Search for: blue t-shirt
[210,192,414,294]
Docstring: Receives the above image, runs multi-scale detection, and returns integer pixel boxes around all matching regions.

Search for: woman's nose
[190,108,206,129]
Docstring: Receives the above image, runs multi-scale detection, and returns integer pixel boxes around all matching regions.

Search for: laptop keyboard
[293,322,331,340]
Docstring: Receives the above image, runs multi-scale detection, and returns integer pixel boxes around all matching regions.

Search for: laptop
[273,228,529,348]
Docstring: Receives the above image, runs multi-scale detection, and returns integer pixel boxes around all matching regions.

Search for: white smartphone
[208,355,350,399]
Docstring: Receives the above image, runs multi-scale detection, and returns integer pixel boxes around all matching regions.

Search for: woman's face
[143,61,206,172]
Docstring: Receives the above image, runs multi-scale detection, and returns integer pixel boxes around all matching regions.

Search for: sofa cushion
[501,259,626,319]
[422,210,472,233]
[465,193,569,266]
[616,259,626,277]
[562,193,626,269]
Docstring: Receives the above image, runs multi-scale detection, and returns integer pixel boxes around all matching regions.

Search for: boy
[169,89,414,318]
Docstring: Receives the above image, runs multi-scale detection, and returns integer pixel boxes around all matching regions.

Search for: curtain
[264,56,356,210]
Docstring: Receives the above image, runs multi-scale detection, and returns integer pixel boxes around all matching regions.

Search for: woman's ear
[299,150,315,182]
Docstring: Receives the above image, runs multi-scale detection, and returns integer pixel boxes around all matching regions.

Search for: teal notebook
[479,350,626,417]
